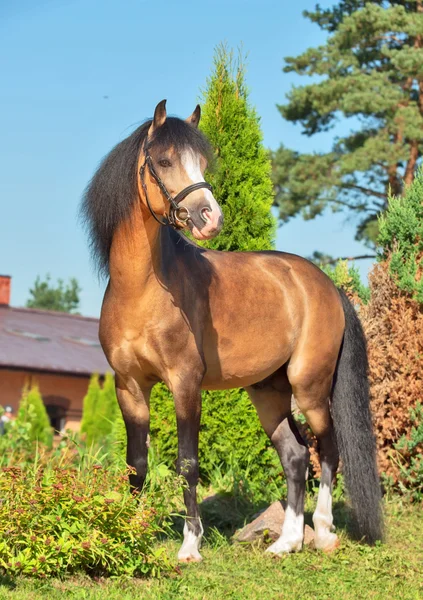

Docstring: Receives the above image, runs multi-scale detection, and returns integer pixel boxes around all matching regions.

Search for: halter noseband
[139,142,213,228]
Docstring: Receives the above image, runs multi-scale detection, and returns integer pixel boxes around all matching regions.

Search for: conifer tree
[111,408,127,464]
[199,44,275,251]
[272,1,423,246]
[80,374,101,446]
[378,166,423,302]
[96,372,118,440]
[16,383,52,447]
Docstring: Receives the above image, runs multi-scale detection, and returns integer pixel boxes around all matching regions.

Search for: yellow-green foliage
[322,260,370,303]
[0,451,181,578]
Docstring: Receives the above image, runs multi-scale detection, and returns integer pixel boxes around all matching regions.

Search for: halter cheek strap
[139,145,213,228]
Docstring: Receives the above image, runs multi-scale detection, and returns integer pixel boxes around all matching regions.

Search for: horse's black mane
[80,116,213,277]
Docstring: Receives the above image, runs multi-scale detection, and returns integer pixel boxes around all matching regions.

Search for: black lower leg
[176,415,202,536]
[116,383,150,493]
[273,415,310,516]
[318,429,339,489]
[125,419,150,492]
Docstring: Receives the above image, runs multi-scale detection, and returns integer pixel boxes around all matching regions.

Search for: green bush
[378,168,423,303]
[0,450,182,579]
[81,374,119,446]
[14,384,52,448]
[95,372,118,440]
[80,374,101,446]
[394,402,423,502]
[149,384,283,496]
[199,44,275,251]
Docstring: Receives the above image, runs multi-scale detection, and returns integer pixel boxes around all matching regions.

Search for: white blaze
[180,150,221,217]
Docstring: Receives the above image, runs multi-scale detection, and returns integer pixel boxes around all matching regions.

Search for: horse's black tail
[331,289,383,544]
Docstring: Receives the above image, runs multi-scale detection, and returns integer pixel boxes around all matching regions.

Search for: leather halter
[139,142,213,228]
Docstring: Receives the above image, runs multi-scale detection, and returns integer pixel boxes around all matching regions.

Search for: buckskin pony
[81,100,383,562]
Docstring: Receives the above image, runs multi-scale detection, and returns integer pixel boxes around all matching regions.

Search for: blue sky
[0,0,373,316]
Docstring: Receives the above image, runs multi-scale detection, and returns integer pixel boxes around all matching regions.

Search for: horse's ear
[148,99,167,137]
[186,104,201,128]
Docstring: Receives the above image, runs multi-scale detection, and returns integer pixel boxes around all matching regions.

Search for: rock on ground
[234,501,315,546]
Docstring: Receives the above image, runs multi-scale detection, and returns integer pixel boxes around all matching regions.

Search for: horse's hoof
[315,532,339,553]
[178,553,203,563]
[265,538,303,555]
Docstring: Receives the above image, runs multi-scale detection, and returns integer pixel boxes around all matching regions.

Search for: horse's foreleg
[247,385,309,554]
[174,385,203,562]
[115,376,151,492]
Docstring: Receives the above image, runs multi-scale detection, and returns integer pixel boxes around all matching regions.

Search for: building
[0,275,110,431]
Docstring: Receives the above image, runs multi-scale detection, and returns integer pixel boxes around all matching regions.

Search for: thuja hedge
[149,384,283,491]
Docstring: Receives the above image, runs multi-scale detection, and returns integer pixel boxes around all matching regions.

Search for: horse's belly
[201,334,291,390]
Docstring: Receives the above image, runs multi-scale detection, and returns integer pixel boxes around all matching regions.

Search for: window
[44,396,70,433]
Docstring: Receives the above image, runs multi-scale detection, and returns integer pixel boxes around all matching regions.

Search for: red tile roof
[0,306,110,376]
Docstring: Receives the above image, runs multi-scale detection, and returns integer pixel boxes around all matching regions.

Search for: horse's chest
[102,312,194,380]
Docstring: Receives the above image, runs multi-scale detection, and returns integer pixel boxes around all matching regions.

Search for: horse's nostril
[200,207,212,223]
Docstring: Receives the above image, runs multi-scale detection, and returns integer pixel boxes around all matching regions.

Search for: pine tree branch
[342,184,387,200]
[324,254,377,265]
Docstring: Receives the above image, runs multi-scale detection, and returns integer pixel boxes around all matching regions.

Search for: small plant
[393,402,423,502]
[322,260,370,303]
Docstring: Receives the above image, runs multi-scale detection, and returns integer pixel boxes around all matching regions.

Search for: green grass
[0,499,422,600]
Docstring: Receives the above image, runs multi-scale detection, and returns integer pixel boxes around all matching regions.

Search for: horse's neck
[108,204,163,294]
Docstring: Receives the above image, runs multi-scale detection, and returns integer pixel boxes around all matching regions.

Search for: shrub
[378,168,423,303]
[81,374,119,447]
[14,383,52,448]
[0,449,182,579]
[394,403,423,502]
[80,374,101,446]
[358,169,423,494]
[95,372,118,440]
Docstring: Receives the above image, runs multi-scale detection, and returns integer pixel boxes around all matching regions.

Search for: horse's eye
[158,159,172,168]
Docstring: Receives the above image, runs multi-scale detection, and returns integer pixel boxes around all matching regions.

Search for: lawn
[0,499,421,600]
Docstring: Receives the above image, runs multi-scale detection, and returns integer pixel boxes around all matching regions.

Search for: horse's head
[138,100,223,240]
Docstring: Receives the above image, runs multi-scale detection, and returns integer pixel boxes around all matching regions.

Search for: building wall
[0,368,90,431]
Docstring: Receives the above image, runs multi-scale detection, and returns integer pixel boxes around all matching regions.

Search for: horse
[81,100,383,562]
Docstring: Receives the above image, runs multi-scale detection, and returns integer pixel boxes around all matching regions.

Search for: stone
[233,501,315,546]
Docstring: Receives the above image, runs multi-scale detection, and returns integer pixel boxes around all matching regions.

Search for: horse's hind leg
[247,381,309,554]
[289,373,339,551]
[115,375,151,491]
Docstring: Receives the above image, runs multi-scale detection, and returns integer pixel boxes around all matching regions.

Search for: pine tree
[16,383,52,447]
[80,374,101,446]
[26,274,81,313]
[199,44,275,251]
[272,1,423,246]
